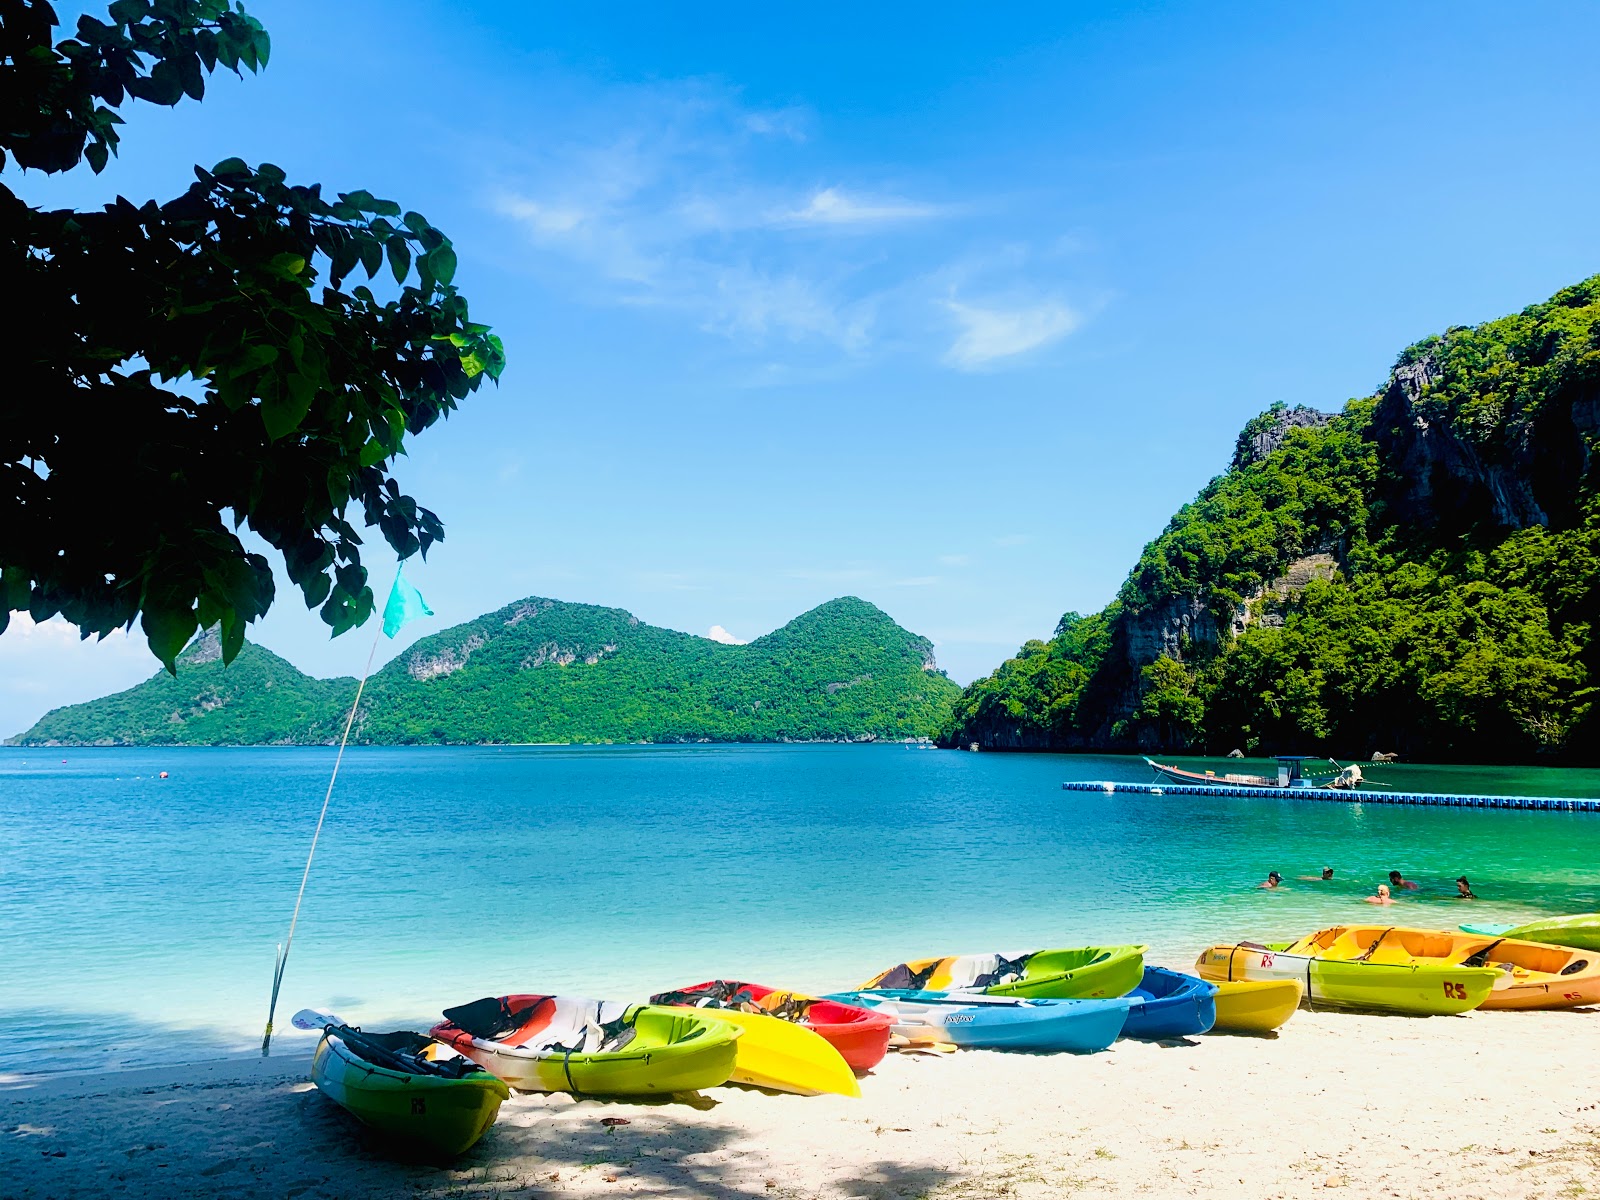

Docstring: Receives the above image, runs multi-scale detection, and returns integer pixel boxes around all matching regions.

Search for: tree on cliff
[0,0,505,669]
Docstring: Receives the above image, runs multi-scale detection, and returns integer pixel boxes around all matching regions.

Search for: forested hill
[13,597,960,745]
[944,275,1600,763]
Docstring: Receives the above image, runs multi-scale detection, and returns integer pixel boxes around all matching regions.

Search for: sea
[4,744,1600,1078]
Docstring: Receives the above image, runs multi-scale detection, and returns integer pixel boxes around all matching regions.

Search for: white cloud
[943,298,1080,369]
[706,625,746,644]
[0,614,156,739]
[486,79,1091,369]
[892,576,940,587]
[494,197,587,235]
[781,188,942,226]
[937,554,970,567]
[744,106,810,141]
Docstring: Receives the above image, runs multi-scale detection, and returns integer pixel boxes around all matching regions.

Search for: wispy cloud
[937,553,970,567]
[780,187,943,227]
[892,575,941,587]
[943,298,1081,369]
[485,78,1089,369]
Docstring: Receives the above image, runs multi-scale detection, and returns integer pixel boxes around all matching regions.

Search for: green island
[943,275,1600,763]
[10,597,959,745]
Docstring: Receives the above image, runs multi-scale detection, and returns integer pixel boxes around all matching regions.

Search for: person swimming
[1365,883,1395,906]
[1297,867,1335,881]
[1456,875,1477,899]
[1388,870,1419,891]
[1259,871,1283,889]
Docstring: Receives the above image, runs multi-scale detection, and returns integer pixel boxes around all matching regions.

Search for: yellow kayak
[687,1007,859,1097]
[1208,978,1302,1034]
[1295,925,1600,1011]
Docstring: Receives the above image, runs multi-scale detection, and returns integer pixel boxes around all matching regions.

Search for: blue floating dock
[1063,780,1600,812]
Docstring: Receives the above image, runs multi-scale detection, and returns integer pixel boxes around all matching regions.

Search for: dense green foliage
[14,636,353,745]
[13,597,961,745]
[946,277,1600,762]
[1,1,503,671]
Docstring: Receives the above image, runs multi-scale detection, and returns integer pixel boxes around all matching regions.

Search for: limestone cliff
[944,275,1600,762]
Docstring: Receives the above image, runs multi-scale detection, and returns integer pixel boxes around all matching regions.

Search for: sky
[4,1,1600,737]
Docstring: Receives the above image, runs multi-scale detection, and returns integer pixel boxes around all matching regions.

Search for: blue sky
[4,1,1600,735]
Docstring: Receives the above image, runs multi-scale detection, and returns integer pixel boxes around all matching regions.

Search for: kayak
[1120,967,1217,1039]
[652,980,891,1072]
[859,946,1147,1000]
[1208,978,1303,1034]
[646,984,859,1096]
[1300,925,1600,1011]
[825,989,1132,1053]
[1196,942,1499,1015]
[430,994,740,1095]
[310,1025,509,1157]
[1461,913,1600,953]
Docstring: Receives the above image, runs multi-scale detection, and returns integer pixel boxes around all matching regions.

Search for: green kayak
[1460,912,1600,952]
[859,946,1147,999]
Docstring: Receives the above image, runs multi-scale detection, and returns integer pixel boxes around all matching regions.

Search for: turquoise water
[4,745,1600,1077]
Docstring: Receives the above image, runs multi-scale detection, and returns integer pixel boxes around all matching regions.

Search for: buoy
[159,771,169,779]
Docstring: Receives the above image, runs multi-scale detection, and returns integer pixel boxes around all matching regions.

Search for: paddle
[291,1008,348,1031]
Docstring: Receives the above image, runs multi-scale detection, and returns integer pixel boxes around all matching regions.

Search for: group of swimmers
[1260,867,1477,903]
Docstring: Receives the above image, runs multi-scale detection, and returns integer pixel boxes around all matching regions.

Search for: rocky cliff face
[1374,351,1597,534]
[946,276,1600,760]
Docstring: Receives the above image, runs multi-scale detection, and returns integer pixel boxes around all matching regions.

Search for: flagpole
[260,623,382,1057]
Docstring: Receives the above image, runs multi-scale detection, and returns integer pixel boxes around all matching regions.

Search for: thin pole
[261,626,382,1056]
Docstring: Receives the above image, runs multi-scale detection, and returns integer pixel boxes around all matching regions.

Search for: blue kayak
[824,989,1132,1053]
[1121,967,1217,1039]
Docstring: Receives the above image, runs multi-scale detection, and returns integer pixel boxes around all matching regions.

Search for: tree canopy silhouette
[0,0,505,668]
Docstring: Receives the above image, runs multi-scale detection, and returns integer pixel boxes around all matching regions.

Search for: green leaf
[386,236,411,284]
[228,343,279,376]
[358,235,383,279]
[427,244,457,286]
[142,605,198,675]
[84,141,109,173]
[107,0,150,23]
[178,51,206,101]
[359,438,389,468]
[261,373,317,441]
[213,156,250,176]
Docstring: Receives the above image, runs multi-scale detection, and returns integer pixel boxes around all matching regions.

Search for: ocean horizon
[5,744,1600,1078]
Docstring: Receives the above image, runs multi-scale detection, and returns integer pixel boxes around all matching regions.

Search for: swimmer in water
[1297,867,1335,881]
[1456,875,1477,899]
[1388,870,1419,891]
[1365,883,1395,906]
[1259,871,1283,889]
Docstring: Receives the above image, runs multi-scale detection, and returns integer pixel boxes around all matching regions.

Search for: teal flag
[382,567,433,638]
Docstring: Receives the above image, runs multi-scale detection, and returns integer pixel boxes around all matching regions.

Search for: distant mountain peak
[14,594,957,746]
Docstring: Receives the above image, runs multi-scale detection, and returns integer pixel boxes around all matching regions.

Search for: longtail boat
[1144,755,1361,790]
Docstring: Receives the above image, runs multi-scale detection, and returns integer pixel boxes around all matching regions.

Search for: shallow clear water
[4,745,1600,1076]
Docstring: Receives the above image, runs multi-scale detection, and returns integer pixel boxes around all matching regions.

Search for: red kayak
[651,980,892,1072]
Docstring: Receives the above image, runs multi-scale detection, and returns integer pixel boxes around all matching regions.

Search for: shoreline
[7,1009,1600,1198]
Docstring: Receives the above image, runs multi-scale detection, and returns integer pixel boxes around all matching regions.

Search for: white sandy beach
[7,1006,1600,1200]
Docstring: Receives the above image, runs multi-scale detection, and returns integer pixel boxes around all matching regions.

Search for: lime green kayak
[431,994,741,1095]
[1461,913,1600,952]
[860,946,1147,1000]
[1197,941,1499,1015]
[310,1027,509,1157]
